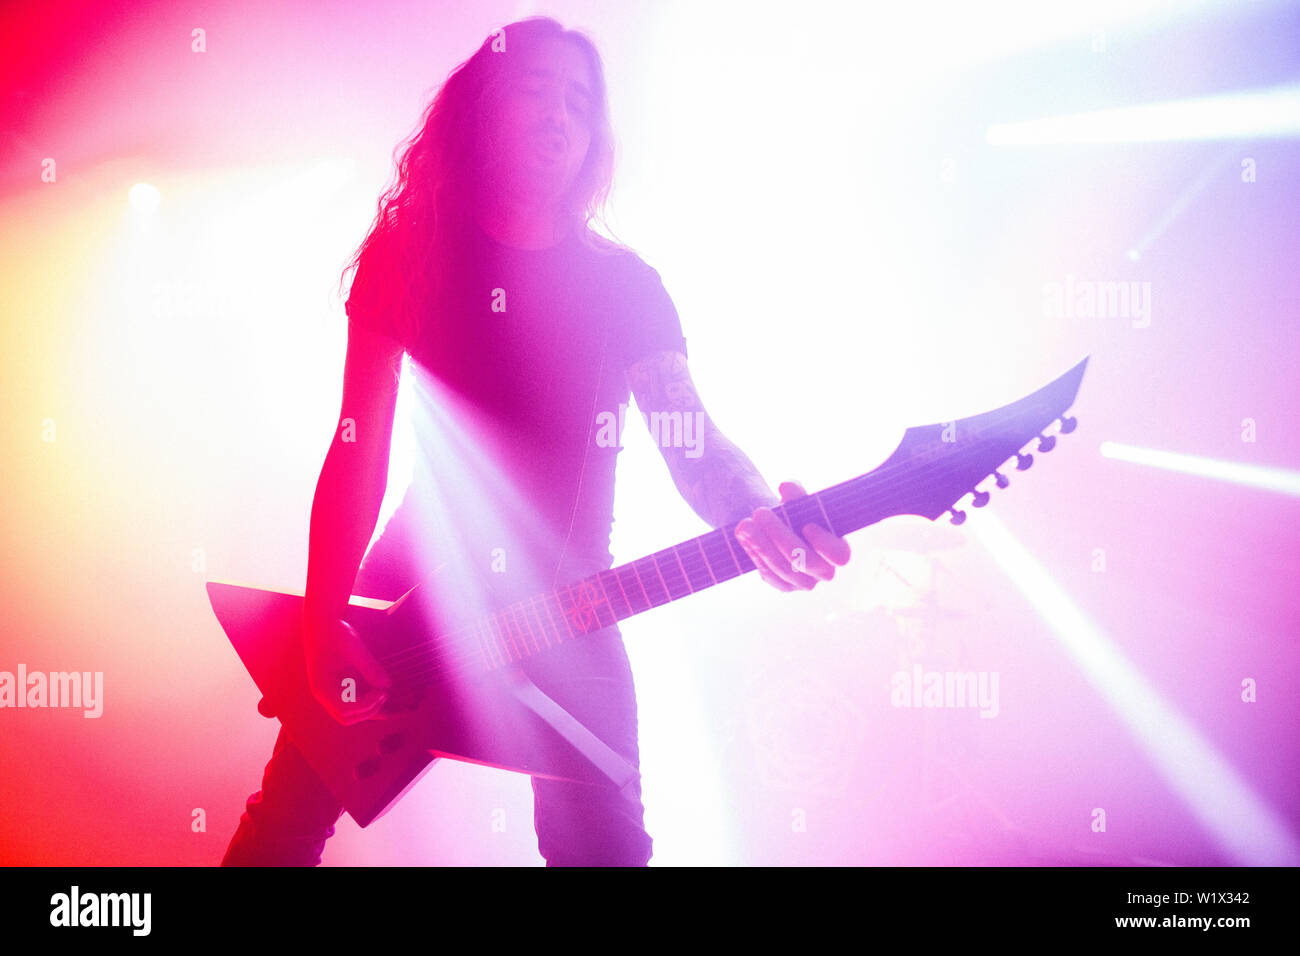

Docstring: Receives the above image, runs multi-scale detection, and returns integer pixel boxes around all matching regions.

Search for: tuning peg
[1059,414,1077,434]
[972,489,991,508]
[993,470,1010,489]
[948,507,966,525]
[1015,452,1033,471]
[1037,433,1056,453]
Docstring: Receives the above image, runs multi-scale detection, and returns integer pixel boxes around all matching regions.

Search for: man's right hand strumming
[303,614,393,725]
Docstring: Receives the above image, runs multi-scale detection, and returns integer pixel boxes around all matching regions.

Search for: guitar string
[370,403,1069,689]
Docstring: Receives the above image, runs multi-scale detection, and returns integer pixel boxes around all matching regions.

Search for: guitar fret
[511,602,539,656]
[677,543,702,589]
[622,562,652,611]
[607,567,634,620]
[560,581,607,636]
[603,567,634,621]
[558,583,578,636]
[654,548,688,600]
[474,615,491,664]
[503,605,522,657]
[722,522,752,573]
[526,597,552,650]
[820,474,874,537]
[694,537,718,586]
[677,538,712,590]
[591,574,618,630]
[704,530,742,580]
[500,608,520,658]
[670,545,695,594]
[477,616,494,666]
[493,611,520,662]
[635,556,670,606]
[524,602,543,654]
[813,492,836,537]
[490,615,509,665]
[545,591,571,642]
[593,571,619,626]
[470,617,491,670]
[523,606,539,654]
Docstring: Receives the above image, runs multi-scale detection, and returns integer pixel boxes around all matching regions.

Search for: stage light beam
[1101,442,1300,497]
[971,510,1300,866]
[986,82,1300,145]
[128,182,160,211]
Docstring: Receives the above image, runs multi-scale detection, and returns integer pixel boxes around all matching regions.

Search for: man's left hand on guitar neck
[734,480,852,592]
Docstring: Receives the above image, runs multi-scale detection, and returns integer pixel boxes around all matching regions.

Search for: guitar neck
[560,481,873,629]
[419,475,892,678]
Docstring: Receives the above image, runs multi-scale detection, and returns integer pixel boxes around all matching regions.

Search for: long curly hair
[339,16,625,347]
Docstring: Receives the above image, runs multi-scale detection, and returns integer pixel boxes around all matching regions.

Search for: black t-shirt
[344,219,688,600]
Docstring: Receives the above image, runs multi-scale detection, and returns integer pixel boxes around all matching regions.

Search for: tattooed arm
[625,350,779,529]
[626,349,852,591]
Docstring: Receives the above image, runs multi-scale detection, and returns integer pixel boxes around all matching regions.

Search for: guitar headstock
[871,356,1088,524]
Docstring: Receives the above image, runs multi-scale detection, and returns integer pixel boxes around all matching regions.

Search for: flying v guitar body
[207,581,638,827]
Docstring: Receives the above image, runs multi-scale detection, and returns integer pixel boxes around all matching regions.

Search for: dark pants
[220,498,653,866]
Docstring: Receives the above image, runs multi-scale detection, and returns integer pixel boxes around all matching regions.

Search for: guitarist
[221,16,851,867]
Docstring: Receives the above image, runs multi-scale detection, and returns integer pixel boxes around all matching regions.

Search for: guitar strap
[505,668,639,793]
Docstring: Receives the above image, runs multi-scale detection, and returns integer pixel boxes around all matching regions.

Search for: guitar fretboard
[382,475,898,687]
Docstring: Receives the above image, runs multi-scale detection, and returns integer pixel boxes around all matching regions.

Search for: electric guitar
[207,356,1089,826]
